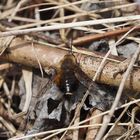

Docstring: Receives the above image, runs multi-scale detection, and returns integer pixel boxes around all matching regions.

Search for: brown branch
[73,26,140,45]
[0,37,140,91]
[59,26,140,47]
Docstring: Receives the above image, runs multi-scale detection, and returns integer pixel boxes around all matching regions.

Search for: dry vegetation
[0,0,140,140]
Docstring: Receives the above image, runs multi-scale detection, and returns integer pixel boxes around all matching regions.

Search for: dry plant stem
[3,82,11,100]
[1,15,140,37]
[10,98,140,140]
[95,43,140,140]
[0,116,16,135]
[10,78,15,98]
[86,109,103,140]
[22,68,32,113]
[71,26,140,46]
[7,16,40,23]
[18,2,57,12]
[131,106,140,127]
[109,39,118,56]
[3,82,12,116]
[35,7,41,28]
[59,0,66,41]
[38,0,119,12]
[103,105,130,139]
[1,37,140,91]
[8,0,28,22]
[72,103,80,140]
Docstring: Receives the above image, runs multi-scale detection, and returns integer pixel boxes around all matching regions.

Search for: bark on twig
[0,37,140,91]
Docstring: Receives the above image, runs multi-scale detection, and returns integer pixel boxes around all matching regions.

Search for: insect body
[54,54,79,96]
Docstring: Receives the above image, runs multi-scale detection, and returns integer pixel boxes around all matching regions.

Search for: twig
[70,25,140,46]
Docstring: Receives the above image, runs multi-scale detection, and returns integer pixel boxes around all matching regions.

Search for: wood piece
[86,109,103,140]
[0,37,140,91]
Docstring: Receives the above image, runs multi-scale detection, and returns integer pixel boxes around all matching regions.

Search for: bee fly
[54,54,79,96]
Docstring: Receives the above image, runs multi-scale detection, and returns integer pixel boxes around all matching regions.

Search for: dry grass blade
[22,68,33,113]
[72,103,80,140]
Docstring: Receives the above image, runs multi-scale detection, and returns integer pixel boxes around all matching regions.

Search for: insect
[53,53,94,97]
[54,54,79,96]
